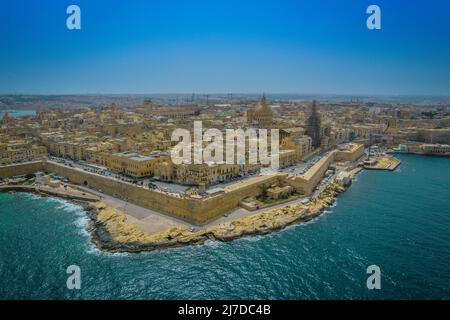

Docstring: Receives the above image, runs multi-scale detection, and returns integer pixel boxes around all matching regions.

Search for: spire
[2,111,10,124]
[261,94,267,105]
[306,100,321,148]
[311,100,317,115]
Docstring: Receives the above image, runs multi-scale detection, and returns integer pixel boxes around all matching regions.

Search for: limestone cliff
[86,181,347,253]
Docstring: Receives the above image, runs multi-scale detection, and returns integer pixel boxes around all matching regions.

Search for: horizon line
[1,92,450,98]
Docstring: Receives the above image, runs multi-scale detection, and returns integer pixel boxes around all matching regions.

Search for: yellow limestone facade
[0,161,44,179]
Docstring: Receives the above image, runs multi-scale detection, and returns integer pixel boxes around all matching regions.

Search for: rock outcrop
[85,181,348,253]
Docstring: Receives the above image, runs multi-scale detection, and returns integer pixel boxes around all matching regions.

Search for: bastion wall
[0,159,333,224]
[0,143,364,224]
[196,175,281,221]
[0,161,44,179]
[282,152,336,194]
[42,161,201,221]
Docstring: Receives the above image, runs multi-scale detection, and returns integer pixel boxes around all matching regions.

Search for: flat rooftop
[113,151,155,161]
[336,143,362,153]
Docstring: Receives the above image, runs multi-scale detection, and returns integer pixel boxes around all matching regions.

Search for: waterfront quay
[363,155,401,171]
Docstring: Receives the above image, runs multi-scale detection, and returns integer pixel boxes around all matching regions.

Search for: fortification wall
[197,175,281,221]
[43,161,199,221]
[335,144,365,162]
[42,161,280,224]
[1,144,363,224]
[43,161,282,224]
[0,161,44,179]
[282,152,335,194]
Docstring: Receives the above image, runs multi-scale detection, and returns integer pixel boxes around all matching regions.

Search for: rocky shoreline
[1,169,360,253]
[85,179,351,253]
[0,184,99,202]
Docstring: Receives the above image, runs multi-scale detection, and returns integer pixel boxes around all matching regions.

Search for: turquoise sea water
[0,110,36,118]
[0,154,449,299]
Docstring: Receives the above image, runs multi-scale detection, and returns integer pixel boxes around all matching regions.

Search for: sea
[0,153,449,299]
[0,110,36,118]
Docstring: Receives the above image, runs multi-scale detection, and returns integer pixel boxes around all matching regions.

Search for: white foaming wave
[85,245,131,257]
[20,192,42,201]
[234,201,343,243]
[203,239,223,248]
[330,199,338,208]
[73,215,88,228]
[52,198,84,214]
[74,216,90,238]
[242,217,315,240]
[292,208,335,228]
[238,235,266,243]
[22,193,89,231]
[18,193,131,257]
[43,197,95,241]
[51,199,92,236]
[85,242,102,255]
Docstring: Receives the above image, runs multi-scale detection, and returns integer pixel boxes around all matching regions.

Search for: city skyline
[2,0,450,95]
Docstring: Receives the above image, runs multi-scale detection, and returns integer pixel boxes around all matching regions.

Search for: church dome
[253,96,273,118]
[246,96,274,127]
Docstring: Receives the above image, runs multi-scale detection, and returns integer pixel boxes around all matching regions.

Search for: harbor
[363,155,402,171]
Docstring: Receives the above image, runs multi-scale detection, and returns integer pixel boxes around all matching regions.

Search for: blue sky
[1,0,449,95]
